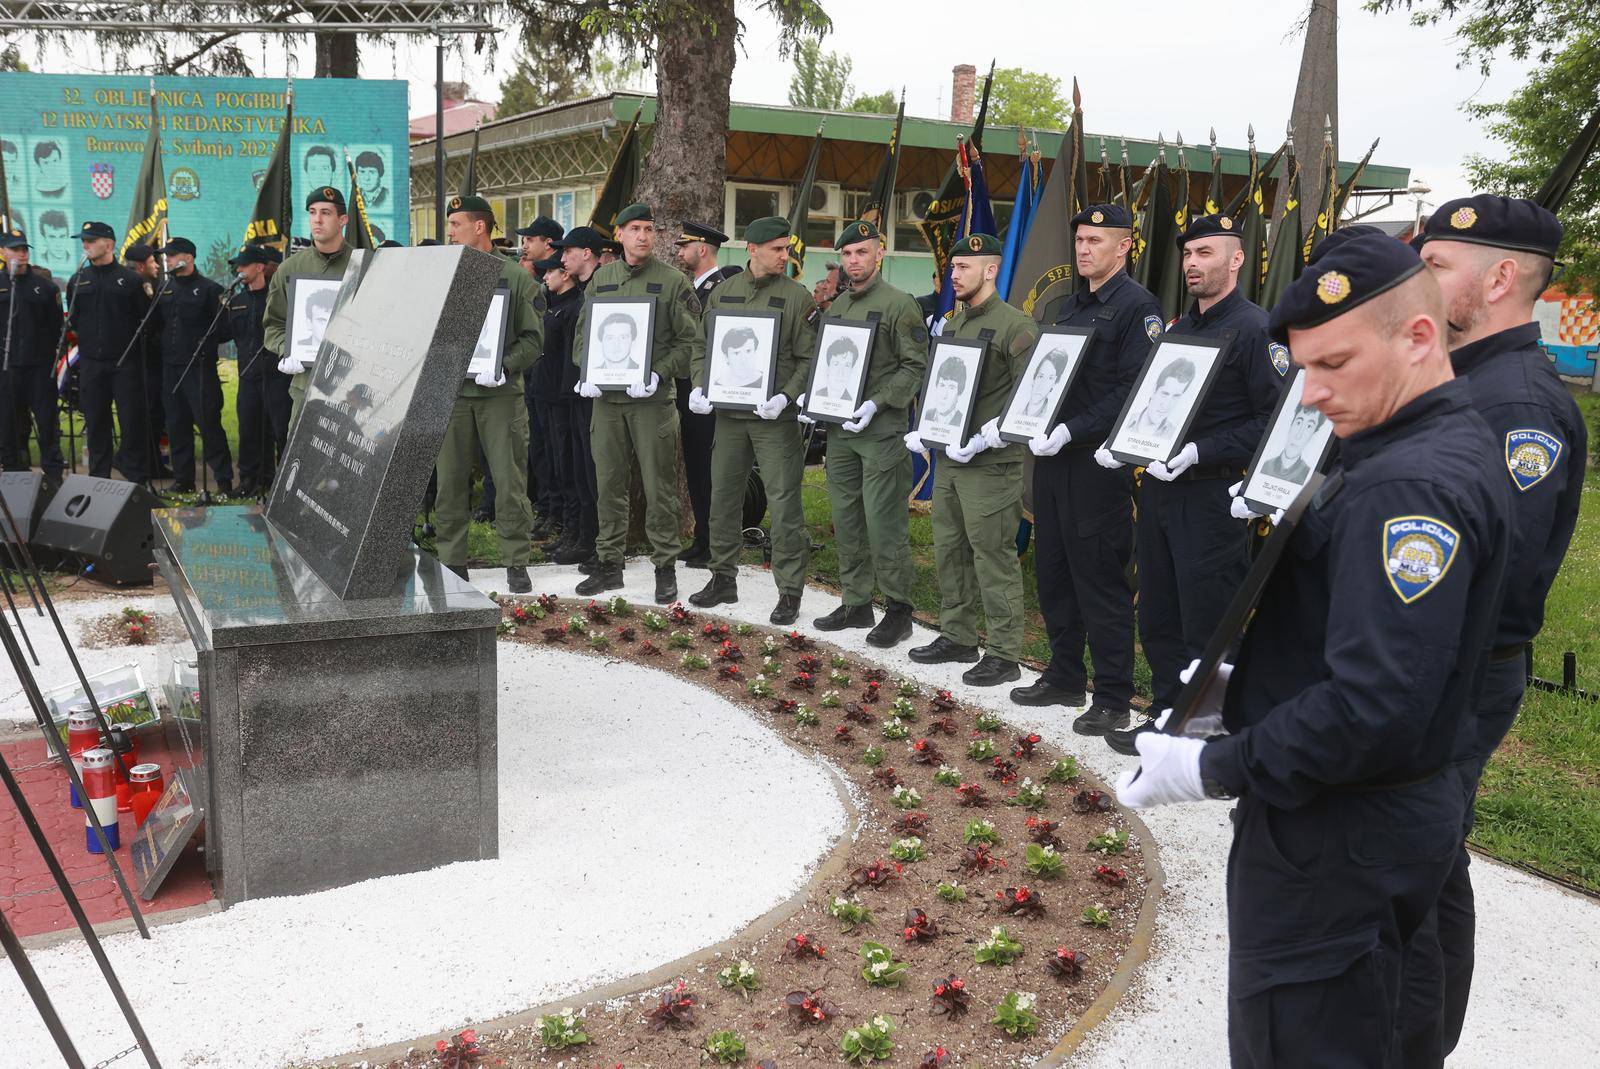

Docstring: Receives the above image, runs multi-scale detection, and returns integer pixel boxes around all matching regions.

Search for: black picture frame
[802,316,878,425]
[997,326,1097,445]
[915,336,988,449]
[1105,330,1235,467]
[466,283,510,381]
[286,275,342,371]
[703,308,782,413]
[582,294,656,392]
[1239,367,1336,516]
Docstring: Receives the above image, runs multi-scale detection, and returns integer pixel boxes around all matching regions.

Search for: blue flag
[932,141,997,329]
[998,149,1041,301]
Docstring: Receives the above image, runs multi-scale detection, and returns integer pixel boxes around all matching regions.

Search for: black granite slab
[265,245,504,600]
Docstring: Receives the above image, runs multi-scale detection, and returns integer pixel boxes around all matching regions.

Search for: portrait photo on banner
[704,309,780,411]
[1106,333,1232,466]
[583,295,655,391]
[802,317,876,423]
[915,337,986,448]
[288,275,344,371]
[998,326,1096,443]
[467,284,510,381]
[1239,366,1336,515]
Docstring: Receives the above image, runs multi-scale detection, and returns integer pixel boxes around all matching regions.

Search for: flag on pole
[1155,138,1193,320]
[121,82,168,259]
[786,121,825,277]
[1205,128,1224,215]
[998,135,1041,301]
[0,118,13,232]
[1007,80,1086,322]
[1536,101,1600,211]
[344,150,378,251]
[590,102,645,239]
[930,139,997,326]
[918,63,994,278]
[1303,119,1339,264]
[861,92,906,230]
[461,114,482,198]
[1117,139,1134,210]
[1331,137,1380,223]
[1261,148,1304,311]
[243,80,293,251]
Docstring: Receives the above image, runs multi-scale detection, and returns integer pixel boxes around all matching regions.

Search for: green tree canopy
[989,67,1068,131]
[1365,1,1593,69]
[788,38,851,108]
[846,89,897,114]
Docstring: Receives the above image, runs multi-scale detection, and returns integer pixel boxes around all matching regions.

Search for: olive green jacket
[263,240,354,400]
[573,254,700,405]
[826,271,927,420]
[942,290,1040,464]
[694,268,818,421]
[460,257,545,398]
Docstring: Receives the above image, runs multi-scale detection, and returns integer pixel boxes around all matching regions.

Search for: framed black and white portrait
[288,276,343,370]
[704,310,780,411]
[467,284,510,381]
[802,318,876,424]
[582,295,655,391]
[997,326,1096,444]
[915,337,986,448]
[1106,332,1232,467]
[1239,367,1334,515]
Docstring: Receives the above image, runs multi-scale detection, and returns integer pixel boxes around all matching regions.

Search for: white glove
[841,399,878,433]
[1227,481,1284,526]
[575,381,602,399]
[473,368,506,388]
[980,417,1004,451]
[795,394,816,426]
[903,430,926,454]
[625,371,660,399]
[1114,733,1207,808]
[945,432,987,464]
[754,392,788,420]
[1178,657,1234,725]
[1148,442,1199,482]
[688,387,714,416]
[1029,424,1071,457]
[277,354,308,376]
[1093,445,1124,470]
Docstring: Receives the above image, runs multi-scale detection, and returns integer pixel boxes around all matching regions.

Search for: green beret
[614,202,653,227]
[950,232,1002,257]
[837,219,881,249]
[446,194,494,217]
[306,186,345,211]
[744,216,791,244]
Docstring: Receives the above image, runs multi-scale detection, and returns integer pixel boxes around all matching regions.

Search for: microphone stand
[169,276,241,505]
[54,255,88,473]
[2,257,17,372]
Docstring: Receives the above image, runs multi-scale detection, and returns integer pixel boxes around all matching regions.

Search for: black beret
[77,220,115,241]
[515,215,564,241]
[950,232,1002,257]
[1420,194,1562,258]
[159,237,197,257]
[534,254,563,272]
[742,216,790,245]
[418,238,441,247]
[1267,231,1425,343]
[614,202,653,226]
[123,242,154,262]
[837,219,881,250]
[306,186,345,211]
[228,244,281,267]
[1307,224,1389,266]
[677,220,731,246]
[1176,213,1243,249]
[553,225,605,253]
[1072,203,1132,229]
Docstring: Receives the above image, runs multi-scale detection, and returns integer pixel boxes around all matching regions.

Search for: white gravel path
[2,627,847,1068]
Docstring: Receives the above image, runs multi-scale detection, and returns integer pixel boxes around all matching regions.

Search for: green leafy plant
[831,653,850,669]
[934,764,963,787]
[967,738,998,761]
[1082,903,1112,928]
[762,655,783,675]
[840,1015,895,1063]
[537,1007,589,1050]
[704,1029,747,1062]
[991,990,1039,1038]
[1024,843,1065,878]
[881,718,910,741]
[643,610,668,632]
[761,636,781,656]
[794,703,820,726]
[974,711,1003,732]
[734,621,754,635]
[1087,827,1130,856]
[862,745,886,767]
[588,630,610,650]
[896,678,918,698]
[830,670,853,687]
[716,959,759,999]
[890,785,923,810]
[680,652,711,671]
[1007,777,1047,810]
[826,895,873,932]
[1043,756,1080,784]
[889,696,917,721]
[974,925,1024,966]
[936,881,967,903]
[496,618,516,636]
[964,818,999,845]
[746,676,775,698]
[820,689,843,708]
[668,629,694,649]
[859,942,909,987]
[564,614,589,635]
[604,594,632,616]
[888,836,926,862]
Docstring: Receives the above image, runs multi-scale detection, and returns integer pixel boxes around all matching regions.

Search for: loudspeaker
[0,471,57,546]
[34,475,160,584]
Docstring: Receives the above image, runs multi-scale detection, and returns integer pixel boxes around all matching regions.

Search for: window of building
[725,184,788,241]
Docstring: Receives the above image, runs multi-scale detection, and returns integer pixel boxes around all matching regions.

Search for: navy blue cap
[2,228,29,250]
[1307,224,1388,266]
[1268,231,1425,343]
[1419,194,1562,258]
[1176,213,1243,248]
[553,225,605,253]
[515,215,564,241]
[1072,203,1132,229]
[123,243,154,263]
[78,220,115,241]
[159,237,197,257]
[228,244,282,267]
[676,220,730,246]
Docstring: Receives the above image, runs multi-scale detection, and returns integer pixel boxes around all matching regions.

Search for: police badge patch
[1504,429,1563,492]
[1268,342,1291,376]
[1382,515,1460,604]
[1143,314,1163,342]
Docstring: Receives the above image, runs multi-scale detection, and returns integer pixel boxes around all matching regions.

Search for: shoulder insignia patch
[804,304,821,325]
[1268,342,1291,376]
[1382,515,1460,604]
[911,324,930,345]
[1143,314,1163,342]
[683,288,702,316]
[1505,429,1562,492]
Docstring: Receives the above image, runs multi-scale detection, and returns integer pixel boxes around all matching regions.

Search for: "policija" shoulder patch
[1505,429,1563,493]
[1382,515,1460,604]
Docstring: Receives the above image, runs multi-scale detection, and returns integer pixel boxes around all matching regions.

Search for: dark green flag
[1155,145,1192,320]
[243,86,293,251]
[1007,108,1081,323]
[1331,138,1380,223]
[345,151,377,251]
[918,66,993,277]
[121,86,167,259]
[1205,129,1224,215]
[1261,151,1304,311]
[861,93,905,230]
[1131,149,1168,289]
[1536,102,1600,211]
[461,117,482,198]
[1303,133,1340,265]
[590,103,644,239]
[0,118,13,233]
[786,121,825,277]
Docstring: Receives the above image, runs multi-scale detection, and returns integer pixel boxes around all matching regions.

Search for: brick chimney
[950,64,976,124]
[442,80,471,107]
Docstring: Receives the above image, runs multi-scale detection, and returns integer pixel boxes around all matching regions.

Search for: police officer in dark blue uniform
[156,236,234,494]
[222,244,288,497]
[519,216,566,539]
[67,220,154,482]
[1395,195,1589,1065]
[535,252,588,563]
[1117,232,1513,1068]
[1014,203,1162,727]
[1100,213,1284,748]
[0,230,65,485]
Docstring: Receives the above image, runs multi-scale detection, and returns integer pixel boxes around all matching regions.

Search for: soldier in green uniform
[438,195,544,593]
[262,186,354,432]
[571,203,700,604]
[798,219,927,647]
[904,233,1037,685]
[685,216,818,624]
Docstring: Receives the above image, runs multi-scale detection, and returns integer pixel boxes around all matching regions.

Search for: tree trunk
[314,33,359,78]
[1276,0,1338,236]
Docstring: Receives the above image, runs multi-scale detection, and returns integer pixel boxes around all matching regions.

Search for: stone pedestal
[153,505,499,906]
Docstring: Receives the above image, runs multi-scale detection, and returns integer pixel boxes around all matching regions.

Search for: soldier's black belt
[1489,642,1529,663]
[1331,767,1445,794]
[1170,464,1242,483]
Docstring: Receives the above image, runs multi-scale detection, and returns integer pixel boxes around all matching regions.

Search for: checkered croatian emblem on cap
[1091,210,1105,224]
[1220,216,1233,230]
[1450,206,1477,230]
[1316,271,1351,305]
